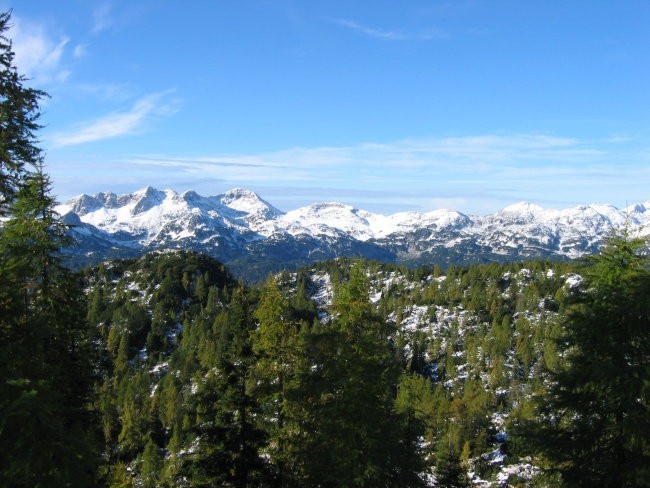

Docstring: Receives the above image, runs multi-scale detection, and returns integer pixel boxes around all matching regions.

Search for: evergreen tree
[251,276,304,484]
[141,437,162,488]
[0,12,100,485]
[525,231,650,487]
[0,150,99,483]
[183,288,272,487]
[433,442,470,488]
[295,264,424,487]
[0,11,46,214]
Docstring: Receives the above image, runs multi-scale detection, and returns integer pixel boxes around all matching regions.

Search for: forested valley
[1,10,648,487]
[78,246,650,487]
[5,240,650,487]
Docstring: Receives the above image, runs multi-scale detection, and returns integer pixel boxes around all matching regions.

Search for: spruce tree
[526,230,650,487]
[295,264,425,487]
[0,12,99,486]
[183,288,271,487]
[141,437,162,488]
[251,276,303,485]
[0,160,99,487]
[0,11,46,215]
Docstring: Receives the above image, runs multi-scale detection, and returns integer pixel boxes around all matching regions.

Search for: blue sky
[4,0,650,214]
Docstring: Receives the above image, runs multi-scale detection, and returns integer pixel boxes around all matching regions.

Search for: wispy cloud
[51,91,180,147]
[76,82,135,102]
[10,17,71,83]
[92,3,114,34]
[125,133,611,193]
[128,154,303,183]
[73,43,87,58]
[52,133,644,214]
[333,18,444,41]
[132,156,287,170]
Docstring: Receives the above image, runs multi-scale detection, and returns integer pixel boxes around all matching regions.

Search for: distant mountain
[56,187,650,281]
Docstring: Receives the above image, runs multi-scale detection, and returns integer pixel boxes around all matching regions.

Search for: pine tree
[294,264,425,487]
[525,230,650,487]
[0,164,100,485]
[433,441,470,488]
[183,288,272,487]
[0,11,46,215]
[141,437,162,488]
[0,12,99,485]
[251,276,304,484]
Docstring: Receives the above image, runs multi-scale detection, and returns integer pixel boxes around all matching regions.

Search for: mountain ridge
[56,187,650,281]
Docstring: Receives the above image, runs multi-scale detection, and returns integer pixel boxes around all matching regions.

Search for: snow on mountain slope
[276,202,468,241]
[56,187,285,245]
[279,202,377,240]
[56,187,650,276]
[218,188,283,225]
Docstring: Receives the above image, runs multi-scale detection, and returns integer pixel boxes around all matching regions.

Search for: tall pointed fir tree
[251,276,305,486]
[182,287,272,487]
[0,11,45,215]
[523,230,650,487]
[294,264,425,487]
[0,11,100,487]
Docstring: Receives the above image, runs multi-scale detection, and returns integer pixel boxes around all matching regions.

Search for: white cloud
[76,83,134,102]
[125,133,609,190]
[92,3,114,34]
[51,92,179,147]
[53,133,641,214]
[73,44,87,58]
[128,155,301,184]
[333,18,444,41]
[10,17,70,83]
[335,19,408,40]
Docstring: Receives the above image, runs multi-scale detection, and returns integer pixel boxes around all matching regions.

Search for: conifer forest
[0,11,648,488]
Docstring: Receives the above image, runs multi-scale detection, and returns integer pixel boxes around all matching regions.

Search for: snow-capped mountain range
[56,187,650,280]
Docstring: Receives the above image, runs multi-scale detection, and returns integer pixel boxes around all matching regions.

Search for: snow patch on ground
[310,272,333,321]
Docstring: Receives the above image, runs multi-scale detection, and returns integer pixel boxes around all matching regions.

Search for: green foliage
[86,251,240,485]
[250,276,305,484]
[10,8,598,485]
[0,11,47,215]
[0,12,100,486]
[434,442,470,488]
[282,264,425,487]
[182,289,272,487]
[522,231,650,487]
[140,437,162,488]
[85,237,647,486]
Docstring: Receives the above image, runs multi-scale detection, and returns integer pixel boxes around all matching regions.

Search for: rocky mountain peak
[131,187,167,215]
[219,188,283,219]
[56,187,650,281]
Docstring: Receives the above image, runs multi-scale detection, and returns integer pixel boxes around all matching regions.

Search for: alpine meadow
[1,6,649,488]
